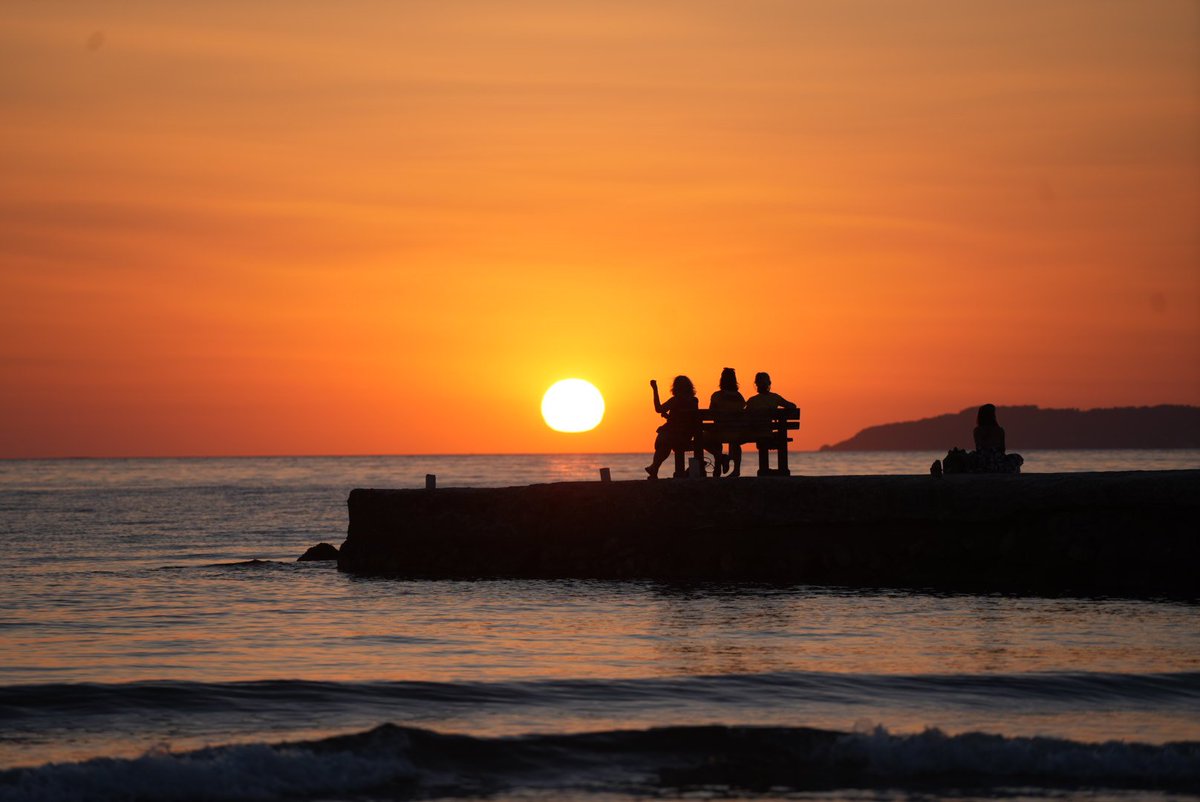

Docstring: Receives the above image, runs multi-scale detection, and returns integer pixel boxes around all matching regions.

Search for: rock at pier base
[338,471,1200,597]
[298,542,339,561]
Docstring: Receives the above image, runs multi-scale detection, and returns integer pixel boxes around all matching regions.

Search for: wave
[2,722,1199,801]
[203,559,291,568]
[4,671,1199,721]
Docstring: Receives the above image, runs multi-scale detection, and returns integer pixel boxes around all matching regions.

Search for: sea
[1,450,1199,802]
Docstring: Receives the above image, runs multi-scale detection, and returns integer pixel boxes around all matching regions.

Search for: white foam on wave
[845,726,1199,785]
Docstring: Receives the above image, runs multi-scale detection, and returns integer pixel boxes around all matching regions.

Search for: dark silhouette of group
[646,368,796,479]
[648,373,1025,479]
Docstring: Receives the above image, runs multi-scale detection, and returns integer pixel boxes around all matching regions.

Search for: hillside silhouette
[820,405,1200,451]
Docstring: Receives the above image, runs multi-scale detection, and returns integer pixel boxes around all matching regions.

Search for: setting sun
[541,379,605,434]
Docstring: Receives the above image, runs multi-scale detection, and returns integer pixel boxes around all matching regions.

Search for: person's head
[977,404,998,427]
[671,375,695,398]
[719,367,738,393]
[754,372,771,393]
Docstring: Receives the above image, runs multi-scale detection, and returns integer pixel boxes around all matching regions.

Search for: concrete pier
[338,471,1200,596]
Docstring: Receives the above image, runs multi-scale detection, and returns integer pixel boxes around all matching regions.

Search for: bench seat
[671,408,801,477]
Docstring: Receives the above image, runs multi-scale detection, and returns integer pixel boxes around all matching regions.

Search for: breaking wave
[3,723,1199,802]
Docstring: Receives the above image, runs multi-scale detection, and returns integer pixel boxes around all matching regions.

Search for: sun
[541,379,605,433]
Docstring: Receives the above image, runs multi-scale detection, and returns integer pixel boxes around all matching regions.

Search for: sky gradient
[2,0,1198,457]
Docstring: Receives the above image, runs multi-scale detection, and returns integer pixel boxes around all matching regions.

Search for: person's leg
[646,432,671,478]
[704,434,725,476]
[729,443,742,477]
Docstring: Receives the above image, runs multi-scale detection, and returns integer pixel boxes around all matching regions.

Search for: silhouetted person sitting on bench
[646,375,700,479]
[939,404,1024,475]
[745,371,796,437]
[705,367,746,477]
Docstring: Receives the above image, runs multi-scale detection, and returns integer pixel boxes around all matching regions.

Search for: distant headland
[820,405,1200,451]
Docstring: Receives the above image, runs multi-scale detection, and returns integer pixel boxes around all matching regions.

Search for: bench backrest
[696,408,800,431]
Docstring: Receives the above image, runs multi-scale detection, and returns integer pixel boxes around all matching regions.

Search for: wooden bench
[670,408,801,477]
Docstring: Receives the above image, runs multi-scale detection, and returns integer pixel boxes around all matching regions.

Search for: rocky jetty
[338,471,1200,597]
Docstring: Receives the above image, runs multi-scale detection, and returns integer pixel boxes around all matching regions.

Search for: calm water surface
[1,452,1198,801]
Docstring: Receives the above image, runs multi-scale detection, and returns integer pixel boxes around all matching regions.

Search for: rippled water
[1,452,1198,801]
[5,449,1198,492]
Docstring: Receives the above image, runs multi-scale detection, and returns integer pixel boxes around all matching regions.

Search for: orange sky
[2,0,1198,458]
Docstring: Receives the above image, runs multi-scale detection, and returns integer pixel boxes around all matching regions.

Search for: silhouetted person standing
[646,376,700,479]
[705,367,746,477]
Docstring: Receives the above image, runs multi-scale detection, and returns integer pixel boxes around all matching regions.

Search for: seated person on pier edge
[934,403,1024,475]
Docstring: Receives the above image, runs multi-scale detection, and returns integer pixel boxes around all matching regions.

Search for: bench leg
[673,449,686,478]
[754,440,790,476]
